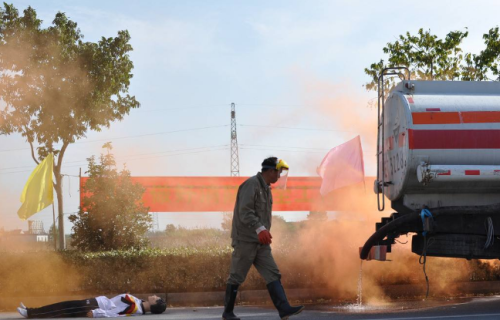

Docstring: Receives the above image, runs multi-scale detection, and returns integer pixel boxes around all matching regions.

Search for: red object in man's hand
[258,230,273,245]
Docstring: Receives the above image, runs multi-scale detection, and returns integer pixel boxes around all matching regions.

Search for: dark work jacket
[230,172,273,243]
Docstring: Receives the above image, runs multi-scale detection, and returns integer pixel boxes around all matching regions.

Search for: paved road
[3,296,500,319]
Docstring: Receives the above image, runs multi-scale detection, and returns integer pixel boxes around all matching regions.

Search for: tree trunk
[54,171,65,250]
[54,142,69,250]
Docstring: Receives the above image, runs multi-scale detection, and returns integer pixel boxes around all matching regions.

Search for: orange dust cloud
[270,179,387,301]
[0,250,83,302]
[0,186,27,230]
[292,69,378,166]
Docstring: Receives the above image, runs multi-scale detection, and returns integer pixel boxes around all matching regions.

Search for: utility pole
[222,103,240,230]
[230,102,240,177]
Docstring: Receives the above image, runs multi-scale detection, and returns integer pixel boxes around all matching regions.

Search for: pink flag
[317,136,365,196]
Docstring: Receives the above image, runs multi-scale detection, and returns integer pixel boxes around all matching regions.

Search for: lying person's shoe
[17,307,28,318]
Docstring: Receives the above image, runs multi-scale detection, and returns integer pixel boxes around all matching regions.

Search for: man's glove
[258,230,273,245]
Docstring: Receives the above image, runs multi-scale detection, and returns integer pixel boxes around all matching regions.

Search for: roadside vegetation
[3,220,500,298]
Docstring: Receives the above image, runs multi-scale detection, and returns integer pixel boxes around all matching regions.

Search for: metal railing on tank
[376,67,410,211]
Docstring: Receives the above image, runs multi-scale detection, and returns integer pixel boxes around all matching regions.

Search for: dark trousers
[227,240,281,285]
[27,298,98,318]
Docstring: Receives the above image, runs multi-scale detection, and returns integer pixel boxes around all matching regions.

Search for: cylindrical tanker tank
[380,80,500,213]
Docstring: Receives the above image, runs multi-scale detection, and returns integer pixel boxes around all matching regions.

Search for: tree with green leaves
[365,28,500,93]
[69,144,151,251]
[0,3,139,249]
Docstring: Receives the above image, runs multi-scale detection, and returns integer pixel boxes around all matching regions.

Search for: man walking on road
[222,157,304,320]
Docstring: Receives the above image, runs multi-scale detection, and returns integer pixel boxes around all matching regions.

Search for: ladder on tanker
[376,67,410,211]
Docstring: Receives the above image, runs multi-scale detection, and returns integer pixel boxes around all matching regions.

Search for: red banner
[80,176,373,212]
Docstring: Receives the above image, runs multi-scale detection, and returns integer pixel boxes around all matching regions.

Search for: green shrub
[62,247,233,293]
[0,247,321,296]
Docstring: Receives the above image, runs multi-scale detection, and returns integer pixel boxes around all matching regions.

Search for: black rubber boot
[222,284,240,320]
[267,280,304,320]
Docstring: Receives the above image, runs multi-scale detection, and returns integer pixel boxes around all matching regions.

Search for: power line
[0,140,375,173]
[114,146,229,163]
[240,144,330,151]
[0,145,228,172]
[116,144,228,160]
[1,142,227,171]
[239,147,326,154]
[0,145,29,153]
[0,144,328,173]
[0,146,229,175]
[241,145,376,155]
[77,125,229,144]
[136,105,227,112]
[0,125,229,153]
[61,174,80,178]
[237,103,318,108]
[134,103,314,112]
[239,124,356,133]
[240,146,376,155]
[0,123,356,155]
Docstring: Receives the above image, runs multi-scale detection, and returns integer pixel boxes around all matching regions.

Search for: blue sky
[1,0,499,233]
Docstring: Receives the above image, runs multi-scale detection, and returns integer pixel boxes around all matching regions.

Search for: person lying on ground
[17,293,167,318]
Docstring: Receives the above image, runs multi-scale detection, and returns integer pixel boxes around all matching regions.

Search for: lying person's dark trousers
[27,298,98,318]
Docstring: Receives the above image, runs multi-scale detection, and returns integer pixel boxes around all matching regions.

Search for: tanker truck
[359,67,500,261]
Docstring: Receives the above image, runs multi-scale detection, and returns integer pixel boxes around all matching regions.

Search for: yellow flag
[17,153,54,220]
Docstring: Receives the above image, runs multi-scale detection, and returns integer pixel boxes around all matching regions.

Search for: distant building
[36,234,49,242]
[0,221,51,250]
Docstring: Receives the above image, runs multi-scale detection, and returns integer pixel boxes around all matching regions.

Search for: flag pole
[79,168,82,213]
[52,202,57,250]
[358,135,367,194]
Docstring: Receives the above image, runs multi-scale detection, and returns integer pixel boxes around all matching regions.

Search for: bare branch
[28,140,39,165]
[56,140,70,171]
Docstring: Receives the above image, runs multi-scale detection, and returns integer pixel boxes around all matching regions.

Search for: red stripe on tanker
[412,111,500,125]
[465,170,480,175]
[408,129,500,149]
[412,112,461,124]
[437,170,451,176]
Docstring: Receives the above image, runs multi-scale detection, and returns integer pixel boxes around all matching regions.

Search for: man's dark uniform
[228,172,281,285]
[222,159,304,320]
